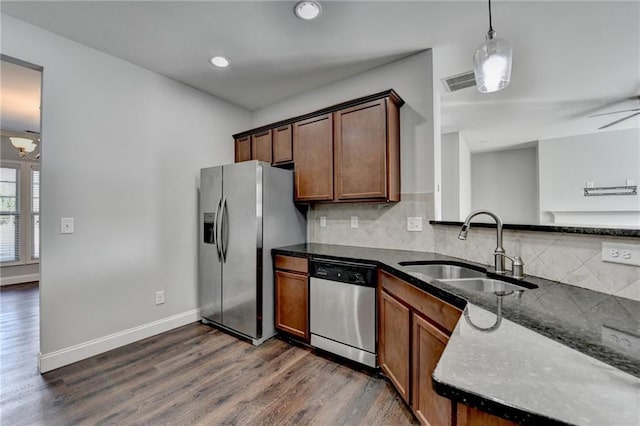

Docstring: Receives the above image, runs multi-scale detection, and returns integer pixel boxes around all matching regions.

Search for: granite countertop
[273,243,640,426]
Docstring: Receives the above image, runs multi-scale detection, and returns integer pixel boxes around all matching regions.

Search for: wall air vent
[442,71,477,92]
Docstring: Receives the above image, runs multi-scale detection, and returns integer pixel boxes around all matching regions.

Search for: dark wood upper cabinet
[334,98,398,201]
[232,90,403,203]
[235,136,251,162]
[272,125,293,165]
[293,113,334,202]
[251,130,272,163]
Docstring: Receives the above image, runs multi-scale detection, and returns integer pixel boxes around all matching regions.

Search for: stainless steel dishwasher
[309,258,377,367]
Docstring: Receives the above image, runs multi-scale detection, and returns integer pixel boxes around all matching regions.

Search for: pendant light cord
[488,0,494,32]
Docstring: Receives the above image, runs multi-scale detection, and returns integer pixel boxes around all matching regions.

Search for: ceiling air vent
[442,71,477,92]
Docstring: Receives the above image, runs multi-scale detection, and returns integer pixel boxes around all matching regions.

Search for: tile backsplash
[307,192,640,302]
[433,226,640,302]
[308,193,434,252]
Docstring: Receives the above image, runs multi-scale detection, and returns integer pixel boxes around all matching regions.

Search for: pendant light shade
[473,32,512,93]
[473,0,512,93]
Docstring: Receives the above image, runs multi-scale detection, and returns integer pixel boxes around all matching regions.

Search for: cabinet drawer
[379,269,461,334]
[275,255,308,274]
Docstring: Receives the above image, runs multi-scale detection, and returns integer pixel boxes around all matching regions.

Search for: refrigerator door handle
[215,196,223,260]
[221,196,229,262]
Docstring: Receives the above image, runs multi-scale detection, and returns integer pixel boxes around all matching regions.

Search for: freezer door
[199,166,223,323]
[220,161,261,338]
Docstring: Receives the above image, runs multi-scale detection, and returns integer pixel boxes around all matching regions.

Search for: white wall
[441,131,471,221]
[441,132,460,220]
[539,128,640,226]
[1,14,250,370]
[458,133,471,220]
[251,50,437,195]
[471,147,539,224]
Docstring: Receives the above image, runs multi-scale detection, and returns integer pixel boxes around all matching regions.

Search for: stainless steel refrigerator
[199,160,306,345]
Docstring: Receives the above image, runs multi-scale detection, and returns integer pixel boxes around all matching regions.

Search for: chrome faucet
[458,210,525,279]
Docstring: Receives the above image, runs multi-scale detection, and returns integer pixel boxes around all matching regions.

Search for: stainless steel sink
[399,261,538,293]
[399,263,485,280]
[439,278,530,293]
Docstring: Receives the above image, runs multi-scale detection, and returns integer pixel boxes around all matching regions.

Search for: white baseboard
[0,273,40,286]
[38,309,200,373]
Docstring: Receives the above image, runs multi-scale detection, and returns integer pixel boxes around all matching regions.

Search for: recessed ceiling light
[294,1,322,20]
[210,56,230,68]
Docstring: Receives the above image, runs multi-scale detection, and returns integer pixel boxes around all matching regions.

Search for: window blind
[1,166,20,262]
[32,168,40,259]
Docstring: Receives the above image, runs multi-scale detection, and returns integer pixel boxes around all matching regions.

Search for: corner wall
[1,14,251,371]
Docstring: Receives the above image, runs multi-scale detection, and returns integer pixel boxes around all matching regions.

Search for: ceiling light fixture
[473,0,512,93]
[294,1,322,20]
[9,137,39,160]
[210,56,230,68]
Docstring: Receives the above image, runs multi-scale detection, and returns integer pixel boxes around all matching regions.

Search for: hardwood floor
[0,283,418,425]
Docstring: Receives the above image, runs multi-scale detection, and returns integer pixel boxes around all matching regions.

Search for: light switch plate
[407,217,423,232]
[602,242,640,266]
[320,216,327,227]
[60,217,74,234]
[350,216,358,229]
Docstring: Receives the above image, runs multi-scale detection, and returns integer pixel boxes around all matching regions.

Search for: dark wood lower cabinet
[379,270,464,426]
[412,313,454,426]
[274,269,309,342]
[456,405,519,426]
[380,290,411,403]
[379,270,520,426]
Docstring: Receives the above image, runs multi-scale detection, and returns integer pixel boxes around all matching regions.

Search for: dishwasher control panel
[310,258,377,287]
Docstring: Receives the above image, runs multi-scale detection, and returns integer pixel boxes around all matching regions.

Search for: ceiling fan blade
[598,112,640,129]
[589,108,640,118]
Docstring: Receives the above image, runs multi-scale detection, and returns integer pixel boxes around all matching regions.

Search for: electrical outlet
[320,216,327,227]
[407,217,423,232]
[350,216,358,229]
[602,325,640,356]
[602,242,640,266]
[155,290,165,305]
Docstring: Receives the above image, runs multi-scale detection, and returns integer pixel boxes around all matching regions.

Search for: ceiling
[2,1,639,151]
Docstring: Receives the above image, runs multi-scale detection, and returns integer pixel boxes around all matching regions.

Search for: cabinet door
[380,290,411,403]
[272,125,293,164]
[251,130,272,163]
[235,136,251,162]
[334,99,387,200]
[293,114,334,201]
[275,270,309,341]
[456,405,519,426]
[412,313,453,426]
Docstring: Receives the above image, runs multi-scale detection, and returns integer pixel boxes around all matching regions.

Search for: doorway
[0,55,43,390]
[0,55,42,285]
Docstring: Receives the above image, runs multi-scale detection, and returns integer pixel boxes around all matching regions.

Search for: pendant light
[473,0,512,93]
